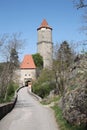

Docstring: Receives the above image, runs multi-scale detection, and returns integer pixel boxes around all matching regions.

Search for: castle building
[37,19,53,68]
[16,19,53,87]
[20,55,36,86]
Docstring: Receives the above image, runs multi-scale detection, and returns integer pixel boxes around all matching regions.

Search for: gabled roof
[20,55,36,69]
[37,19,52,30]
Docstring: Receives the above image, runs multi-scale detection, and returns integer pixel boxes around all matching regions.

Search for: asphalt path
[0,87,58,130]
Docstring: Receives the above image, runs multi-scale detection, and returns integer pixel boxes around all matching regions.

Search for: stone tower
[37,19,53,68]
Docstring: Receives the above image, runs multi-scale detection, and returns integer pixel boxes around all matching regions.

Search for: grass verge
[41,96,60,105]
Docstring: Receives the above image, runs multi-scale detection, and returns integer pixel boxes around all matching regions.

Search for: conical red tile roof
[37,19,52,30]
[20,55,36,69]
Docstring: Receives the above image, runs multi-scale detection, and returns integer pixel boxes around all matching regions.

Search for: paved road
[0,87,58,130]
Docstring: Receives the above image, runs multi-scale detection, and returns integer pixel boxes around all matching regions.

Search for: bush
[7,82,15,97]
[32,81,55,98]
[0,82,19,103]
[6,82,19,101]
[32,69,55,98]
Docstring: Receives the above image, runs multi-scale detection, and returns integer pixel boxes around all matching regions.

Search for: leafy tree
[32,53,43,78]
[32,53,43,68]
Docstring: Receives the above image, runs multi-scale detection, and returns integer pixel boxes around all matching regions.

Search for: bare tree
[73,0,87,9]
[0,33,24,101]
[72,0,87,53]
[0,34,8,47]
[2,33,23,61]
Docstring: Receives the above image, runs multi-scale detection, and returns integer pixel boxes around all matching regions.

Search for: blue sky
[0,0,86,61]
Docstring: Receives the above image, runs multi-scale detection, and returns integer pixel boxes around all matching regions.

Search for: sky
[0,0,86,61]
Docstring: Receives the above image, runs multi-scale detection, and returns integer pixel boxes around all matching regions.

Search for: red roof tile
[20,55,36,69]
[37,19,52,30]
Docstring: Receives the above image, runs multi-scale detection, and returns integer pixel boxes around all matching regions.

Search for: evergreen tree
[52,41,74,95]
[58,41,73,68]
[10,48,19,68]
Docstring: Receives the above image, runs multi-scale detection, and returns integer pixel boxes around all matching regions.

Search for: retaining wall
[0,96,17,120]
[0,86,34,120]
[0,86,27,120]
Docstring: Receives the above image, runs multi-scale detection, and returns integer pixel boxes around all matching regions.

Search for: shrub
[6,82,19,101]
[7,82,15,96]
[32,81,55,98]
[32,68,56,98]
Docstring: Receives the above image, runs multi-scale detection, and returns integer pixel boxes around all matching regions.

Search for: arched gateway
[20,55,36,89]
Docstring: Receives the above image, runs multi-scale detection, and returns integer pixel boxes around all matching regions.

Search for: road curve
[0,87,58,130]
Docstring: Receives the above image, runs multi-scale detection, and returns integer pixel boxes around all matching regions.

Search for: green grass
[52,105,86,130]
[41,96,60,105]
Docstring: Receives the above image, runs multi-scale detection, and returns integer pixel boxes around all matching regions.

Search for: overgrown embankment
[34,54,87,130]
[53,55,87,129]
